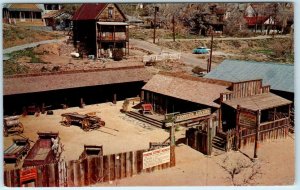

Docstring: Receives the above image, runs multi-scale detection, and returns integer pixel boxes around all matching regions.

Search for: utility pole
[172,14,175,42]
[153,6,159,44]
[207,28,214,73]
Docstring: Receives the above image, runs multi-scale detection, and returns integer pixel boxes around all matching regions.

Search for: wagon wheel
[17,122,24,134]
[82,119,90,131]
[62,116,71,127]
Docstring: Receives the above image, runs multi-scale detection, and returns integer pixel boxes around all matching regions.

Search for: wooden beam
[254,110,261,159]
[235,105,240,150]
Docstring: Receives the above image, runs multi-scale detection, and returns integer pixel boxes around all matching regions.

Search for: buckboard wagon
[23,132,61,167]
[61,112,105,131]
[79,145,103,160]
[4,138,30,165]
[3,115,24,137]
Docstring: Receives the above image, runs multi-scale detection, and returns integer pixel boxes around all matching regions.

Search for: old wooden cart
[4,138,30,165]
[61,112,105,131]
[23,132,60,167]
[3,115,24,137]
[79,145,103,160]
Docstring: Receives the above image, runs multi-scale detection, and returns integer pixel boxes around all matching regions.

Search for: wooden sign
[143,146,170,169]
[239,111,257,127]
[175,108,211,122]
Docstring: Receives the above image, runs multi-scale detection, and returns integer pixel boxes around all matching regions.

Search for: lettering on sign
[143,146,170,169]
[175,108,211,122]
[239,111,257,127]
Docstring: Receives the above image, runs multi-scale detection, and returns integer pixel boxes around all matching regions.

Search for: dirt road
[130,39,215,69]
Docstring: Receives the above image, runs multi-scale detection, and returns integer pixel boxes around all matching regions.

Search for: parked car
[193,47,210,54]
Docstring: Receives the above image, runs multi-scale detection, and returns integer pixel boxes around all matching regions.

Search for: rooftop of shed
[223,93,292,111]
[4,66,151,95]
[142,72,232,108]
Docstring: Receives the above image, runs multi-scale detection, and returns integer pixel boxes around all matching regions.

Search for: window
[108,7,113,19]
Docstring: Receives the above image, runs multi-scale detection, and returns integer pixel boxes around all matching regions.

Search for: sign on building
[239,110,257,128]
[143,146,170,169]
[175,108,211,122]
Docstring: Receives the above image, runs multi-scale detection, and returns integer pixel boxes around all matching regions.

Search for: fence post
[254,110,261,159]
[235,105,240,151]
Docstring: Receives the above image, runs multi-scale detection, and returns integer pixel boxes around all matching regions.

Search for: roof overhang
[97,22,128,26]
[223,93,292,111]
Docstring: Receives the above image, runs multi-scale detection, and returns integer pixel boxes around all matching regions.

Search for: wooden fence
[238,118,289,148]
[4,146,176,187]
[143,52,181,63]
[185,128,212,155]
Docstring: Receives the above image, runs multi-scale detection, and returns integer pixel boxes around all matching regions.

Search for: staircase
[212,135,226,151]
[125,111,164,128]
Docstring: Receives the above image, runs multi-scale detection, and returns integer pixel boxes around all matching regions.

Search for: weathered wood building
[134,72,292,156]
[3,4,43,25]
[72,3,129,58]
[3,66,151,115]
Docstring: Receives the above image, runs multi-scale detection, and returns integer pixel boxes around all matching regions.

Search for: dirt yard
[3,101,295,186]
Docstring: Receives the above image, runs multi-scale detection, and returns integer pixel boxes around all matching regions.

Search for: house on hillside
[72,3,129,59]
[244,3,294,34]
[3,4,43,25]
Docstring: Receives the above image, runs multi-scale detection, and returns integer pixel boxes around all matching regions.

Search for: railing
[97,32,128,41]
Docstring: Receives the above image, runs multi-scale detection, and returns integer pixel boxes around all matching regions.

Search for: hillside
[3,24,64,49]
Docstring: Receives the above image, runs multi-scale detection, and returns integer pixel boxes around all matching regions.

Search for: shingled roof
[5,4,42,12]
[142,72,231,108]
[4,67,151,95]
[204,60,294,93]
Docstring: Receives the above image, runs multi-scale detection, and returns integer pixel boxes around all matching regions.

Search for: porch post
[235,105,240,151]
[95,22,98,58]
[254,110,261,159]
[274,107,277,121]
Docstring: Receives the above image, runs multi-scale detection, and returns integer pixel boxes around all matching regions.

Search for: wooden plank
[66,161,74,187]
[55,163,59,186]
[170,145,176,167]
[136,150,143,174]
[125,152,132,177]
[103,155,110,182]
[115,154,121,180]
[79,159,85,186]
[120,152,126,179]
[110,154,115,181]
[48,164,56,187]
[74,161,80,186]
[132,151,137,175]
[87,157,93,185]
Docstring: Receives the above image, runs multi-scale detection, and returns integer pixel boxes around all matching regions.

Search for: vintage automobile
[192,47,210,54]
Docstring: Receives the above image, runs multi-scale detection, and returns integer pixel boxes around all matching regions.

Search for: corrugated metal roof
[204,60,294,93]
[72,3,107,20]
[142,73,231,108]
[4,67,151,95]
[223,93,292,111]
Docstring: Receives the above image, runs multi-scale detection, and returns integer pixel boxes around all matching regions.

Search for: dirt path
[130,38,217,69]
[3,38,66,55]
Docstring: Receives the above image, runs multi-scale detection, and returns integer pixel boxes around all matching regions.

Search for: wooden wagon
[4,138,30,166]
[79,145,103,160]
[3,115,24,137]
[61,112,105,131]
[23,132,60,167]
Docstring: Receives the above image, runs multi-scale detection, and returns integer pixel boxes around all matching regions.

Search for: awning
[97,22,128,26]
[223,93,292,111]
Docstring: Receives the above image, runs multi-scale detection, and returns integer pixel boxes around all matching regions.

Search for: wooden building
[42,9,72,30]
[3,4,43,25]
[3,66,151,115]
[137,72,292,156]
[72,3,129,58]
